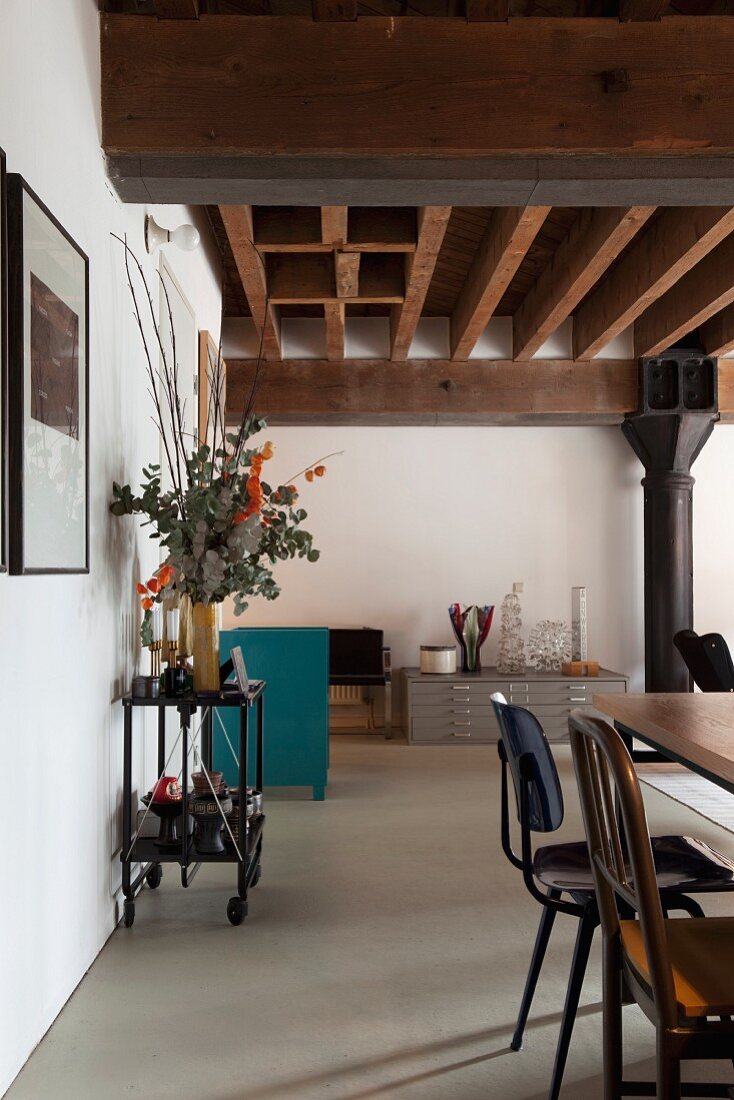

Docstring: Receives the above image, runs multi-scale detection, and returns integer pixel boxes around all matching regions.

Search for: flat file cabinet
[400,666,628,744]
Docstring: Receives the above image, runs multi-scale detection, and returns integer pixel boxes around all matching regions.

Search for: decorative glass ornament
[497,586,526,675]
[527,620,572,672]
[448,604,494,672]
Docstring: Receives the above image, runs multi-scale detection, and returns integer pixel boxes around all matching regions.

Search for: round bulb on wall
[145,214,200,254]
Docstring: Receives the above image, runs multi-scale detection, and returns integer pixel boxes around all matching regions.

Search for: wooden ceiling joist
[391,207,452,362]
[218,205,281,359]
[252,207,416,253]
[265,252,404,304]
[335,252,361,298]
[321,206,348,246]
[634,233,734,357]
[226,359,639,425]
[512,206,655,361]
[701,305,734,359]
[324,302,346,361]
[573,207,734,361]
[451,206,549,361]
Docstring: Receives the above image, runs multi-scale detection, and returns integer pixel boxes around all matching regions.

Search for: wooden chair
[569,708,734,1100]
[674,629,734,693]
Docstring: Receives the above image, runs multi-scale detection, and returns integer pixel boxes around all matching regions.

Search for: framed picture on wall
[0,147,7,572]
[7,176,89,574]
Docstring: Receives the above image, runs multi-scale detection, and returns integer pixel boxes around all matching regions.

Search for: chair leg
[656,1033,681,1100]
[602,936,623,1100]
[665,892,705,918]
[547,906,597,1100]
[511,890,560,1052]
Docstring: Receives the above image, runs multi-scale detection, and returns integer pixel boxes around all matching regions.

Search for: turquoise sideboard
[215,627,329,800]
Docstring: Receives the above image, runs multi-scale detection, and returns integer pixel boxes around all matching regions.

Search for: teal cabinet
[216,627,329,800]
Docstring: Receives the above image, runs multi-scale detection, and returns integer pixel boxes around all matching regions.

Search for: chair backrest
[674,629,734,692]
[568,709,678,1027]
[491,693,564,833]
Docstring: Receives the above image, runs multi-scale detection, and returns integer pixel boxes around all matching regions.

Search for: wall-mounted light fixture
[145,214,200,255]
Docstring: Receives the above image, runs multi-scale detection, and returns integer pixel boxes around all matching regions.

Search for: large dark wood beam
[635,233,734,357]
[574,207,734,361]
[102,16,734,205]
[451,207,549,361]
[513,206,654,361]
[226,359,639,425]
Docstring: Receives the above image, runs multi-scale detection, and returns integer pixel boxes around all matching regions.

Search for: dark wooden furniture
[120,683,265,928]
[330,628,392,738]
[570,711,734,1100]
[592,692,734,795]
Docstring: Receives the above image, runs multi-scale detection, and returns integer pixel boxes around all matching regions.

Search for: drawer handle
[451,686,470,691]
[570,697,586,702]
[452,731,472,738]
[453,708,471,714]
[452,720,471,726]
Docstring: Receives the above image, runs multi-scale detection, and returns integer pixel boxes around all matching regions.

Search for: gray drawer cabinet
[401,666,628,744]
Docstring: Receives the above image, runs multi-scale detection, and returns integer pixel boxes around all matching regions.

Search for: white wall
[0,2,222,1093]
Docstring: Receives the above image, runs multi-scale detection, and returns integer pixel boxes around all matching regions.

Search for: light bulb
[145,214,200,254]
[170,223,200,251]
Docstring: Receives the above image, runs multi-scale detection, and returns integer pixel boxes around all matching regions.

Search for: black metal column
[622,351,718,693]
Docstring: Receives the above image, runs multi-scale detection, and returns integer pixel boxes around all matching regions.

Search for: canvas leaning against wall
[6,174,88,574]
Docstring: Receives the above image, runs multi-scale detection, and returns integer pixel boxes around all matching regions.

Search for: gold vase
[192,602,220,693]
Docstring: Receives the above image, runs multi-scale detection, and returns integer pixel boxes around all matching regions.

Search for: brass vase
[192,602,220,693]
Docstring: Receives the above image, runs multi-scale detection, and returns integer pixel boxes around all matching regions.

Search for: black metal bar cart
[120,681,265,927]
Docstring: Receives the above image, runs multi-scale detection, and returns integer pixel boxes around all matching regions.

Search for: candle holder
[149,640,163,678]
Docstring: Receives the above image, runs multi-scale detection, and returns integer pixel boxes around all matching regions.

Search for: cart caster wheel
[146,864,162,890]
[123,900,135,928]
[227,897,248,925]
[250,865,262,888]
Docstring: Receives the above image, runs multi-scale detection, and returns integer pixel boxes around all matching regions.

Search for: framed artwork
[198,329,226,448]
[7,176,89,574]
[0,147,7,572]
[231,645,250,693]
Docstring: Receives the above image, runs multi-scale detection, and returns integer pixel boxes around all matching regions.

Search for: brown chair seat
[621,916,734,1018]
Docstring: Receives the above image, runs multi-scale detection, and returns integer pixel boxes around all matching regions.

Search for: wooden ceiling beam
[265,252,404,303]
[226,358,638,425]
[391,206,451,362]
[513,206,654,361]
[701,305,734,359]
[102,17,734,170]
[451,207,549,361]
[324,303,346,361]
[218,205,281,360]
[321,206,348,246]
[573,207,734,361]
[335,252,361,298]
[635,233,734,357]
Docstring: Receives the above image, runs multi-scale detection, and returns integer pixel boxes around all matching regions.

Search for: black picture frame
[0,148,7,572]
[7,175,89,575]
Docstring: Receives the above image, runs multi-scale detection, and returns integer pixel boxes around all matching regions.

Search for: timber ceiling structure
[99,3,734,422]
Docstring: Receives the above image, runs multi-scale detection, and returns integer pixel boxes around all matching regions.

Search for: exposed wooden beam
[218,205,281,360]
[265,252,403,303]
[335,252,361,298]
[701,305,734,359]
[391,206,451,362]
[451,207,549,361]
[513,206,654,361]
[153,0,199,15]
[635,233,734,357]
[312,0,357,18]
[226,358,638,425]
[618,0,667,20]
[574,207,734,361]
[324,302,345,361]
[321,206,348,245]
[102,16,734,170]
[465,0,509,19]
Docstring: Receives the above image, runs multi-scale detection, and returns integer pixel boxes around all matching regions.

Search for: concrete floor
[7,735,734,1100]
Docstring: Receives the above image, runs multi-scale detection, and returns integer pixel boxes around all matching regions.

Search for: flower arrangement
[110,238,333,686]
[136,564,175,646]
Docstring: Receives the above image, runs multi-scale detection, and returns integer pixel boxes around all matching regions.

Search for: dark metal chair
[674,629,734,692]
[491,693,734,1100]
[569,710,734,1100]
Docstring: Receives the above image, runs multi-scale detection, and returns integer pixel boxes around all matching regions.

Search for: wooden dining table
[592,692,734,797]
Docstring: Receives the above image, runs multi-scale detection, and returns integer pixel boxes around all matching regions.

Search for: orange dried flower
[142,597,154,611]
[136,583,147,596]
[305,470,314,483]
[261,441,274,460]
[158,564,174,586]
[314,465,326,477]
[147,577,160,595]
[233,510,248,525]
